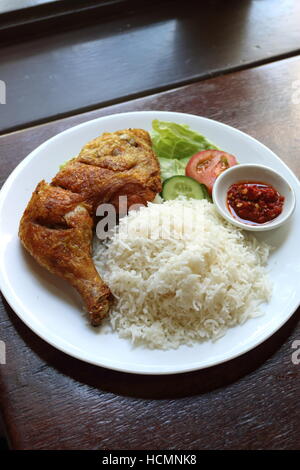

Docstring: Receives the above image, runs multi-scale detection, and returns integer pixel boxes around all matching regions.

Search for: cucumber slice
[162,175,209,201]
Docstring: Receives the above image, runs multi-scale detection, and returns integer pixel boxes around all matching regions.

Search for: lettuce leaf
[151,119,218,160]
[159,156,191,181]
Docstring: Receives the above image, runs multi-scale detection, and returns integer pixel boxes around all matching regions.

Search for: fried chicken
[19,129,161,325]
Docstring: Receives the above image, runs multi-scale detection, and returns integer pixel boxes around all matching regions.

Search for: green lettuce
[151,119,218,181]
[151,119,218,160]
[158,156,191,181]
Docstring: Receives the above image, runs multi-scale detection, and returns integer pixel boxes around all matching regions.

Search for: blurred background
[0,0,300,135]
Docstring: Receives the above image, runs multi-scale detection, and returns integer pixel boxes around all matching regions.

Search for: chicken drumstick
[19,129,161,325]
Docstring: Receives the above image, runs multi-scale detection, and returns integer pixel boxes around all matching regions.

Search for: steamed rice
[93,199,272,349]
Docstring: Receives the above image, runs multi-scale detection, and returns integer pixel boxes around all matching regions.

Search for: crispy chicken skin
[19,129,161,325]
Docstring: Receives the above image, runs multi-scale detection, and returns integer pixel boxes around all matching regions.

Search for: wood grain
[1,0,300,134]
[0,55,300,450]
[0,0,163,40]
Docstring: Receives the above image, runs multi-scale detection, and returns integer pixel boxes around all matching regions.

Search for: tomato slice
[186,150,238,194]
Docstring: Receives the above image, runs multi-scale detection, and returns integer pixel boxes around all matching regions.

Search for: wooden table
[1,0,300,135]
[1,54,300,450]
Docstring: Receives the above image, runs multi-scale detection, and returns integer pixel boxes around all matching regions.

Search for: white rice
[93,199,272,349]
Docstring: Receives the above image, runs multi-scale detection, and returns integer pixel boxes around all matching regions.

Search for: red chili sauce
[227,181,284,224]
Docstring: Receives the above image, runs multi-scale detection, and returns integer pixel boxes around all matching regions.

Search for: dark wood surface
[1,55,300,450]
[0,0,56,14]
[0,0,164,40]
[1,0,300,134]
[0,0,129,16]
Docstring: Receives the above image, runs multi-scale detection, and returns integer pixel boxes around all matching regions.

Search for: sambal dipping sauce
[227,181,284,224]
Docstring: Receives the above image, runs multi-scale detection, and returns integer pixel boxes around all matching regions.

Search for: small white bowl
[212,163,296,231]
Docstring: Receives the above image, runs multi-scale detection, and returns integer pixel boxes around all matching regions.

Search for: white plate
[0,111,299,375]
